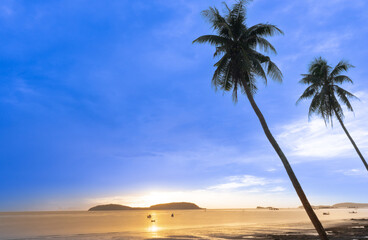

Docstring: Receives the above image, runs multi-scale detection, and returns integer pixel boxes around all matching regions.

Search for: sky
[0,0,367,211]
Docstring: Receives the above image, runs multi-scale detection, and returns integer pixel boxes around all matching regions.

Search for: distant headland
[88,202,202,211]
[297,202,368,209]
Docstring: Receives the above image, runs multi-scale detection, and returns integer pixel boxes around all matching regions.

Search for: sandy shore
[251,218,368,240]
[145,218,368,240]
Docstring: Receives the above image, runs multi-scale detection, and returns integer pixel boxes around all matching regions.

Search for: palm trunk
[334,110,368,171]
[243,85,329,240]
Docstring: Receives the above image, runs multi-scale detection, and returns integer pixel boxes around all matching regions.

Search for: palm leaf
[333,75,353,84]
[330,60,354,77]
[192,35,230,46]
[247,24,284,37]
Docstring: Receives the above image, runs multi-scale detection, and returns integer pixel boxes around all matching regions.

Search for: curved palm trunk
[334,110,368,171]
[243,85,329,240]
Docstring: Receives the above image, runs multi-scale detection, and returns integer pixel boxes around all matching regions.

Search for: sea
[1,208,367,239]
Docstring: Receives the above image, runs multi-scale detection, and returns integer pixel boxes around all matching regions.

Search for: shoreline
[252,218,368,240]
[1,211,367,239]
[144,218,368,240]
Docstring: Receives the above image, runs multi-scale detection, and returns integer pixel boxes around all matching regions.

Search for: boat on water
[349,211,358,214]
[323,212,330,215]
[147,214,152,219]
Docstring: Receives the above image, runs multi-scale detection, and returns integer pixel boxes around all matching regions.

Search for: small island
[88,202,202,211]
[298,202,368,209]
[256,206,279,210]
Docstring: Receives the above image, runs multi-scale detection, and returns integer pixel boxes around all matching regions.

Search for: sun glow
[148,224,159,233]
[89,186,299,209]
[141,191,189,207]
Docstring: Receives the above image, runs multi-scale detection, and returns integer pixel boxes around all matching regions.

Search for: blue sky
[0,0,367,211]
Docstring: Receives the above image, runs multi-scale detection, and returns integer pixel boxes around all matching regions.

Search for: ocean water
[1,208,367,239]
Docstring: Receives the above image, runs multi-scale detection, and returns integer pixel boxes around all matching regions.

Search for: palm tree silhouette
[298,57,367,171]
[193,2,328,239]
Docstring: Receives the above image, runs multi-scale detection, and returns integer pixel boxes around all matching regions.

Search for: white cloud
[86,175,289,209]
[269,186,287,192]
[336,168,368,177]
[305,0,365,23]
[208,175,278,190]
[266,168,277,172]
[277,91,368,161]
[309,32,352,54]
[133,144,274,168]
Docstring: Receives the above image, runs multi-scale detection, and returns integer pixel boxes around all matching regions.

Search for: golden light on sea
[148,224,159,233]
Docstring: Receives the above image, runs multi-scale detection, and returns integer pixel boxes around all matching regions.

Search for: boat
[323,212,330,215]
[147,214,152,219]
[151,219,155,222]
[349,211,357,214]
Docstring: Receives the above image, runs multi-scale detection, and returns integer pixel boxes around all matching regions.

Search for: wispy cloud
[208,175,281,190]
[277,91,368,160]
[86,174,288,209]
[307,32,353,54]
[305,0,366,22]
[336,168,368,177]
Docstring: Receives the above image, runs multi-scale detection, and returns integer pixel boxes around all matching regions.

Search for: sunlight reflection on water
[1,209,368,239]
[148,224,159,233]
[147,223,160,238]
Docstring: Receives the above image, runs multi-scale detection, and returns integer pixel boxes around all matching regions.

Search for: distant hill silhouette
[298,202,368,209]
[89,204,133,211]
[149,202,200,210]
[88,202,202,211]
[332,202,368,208]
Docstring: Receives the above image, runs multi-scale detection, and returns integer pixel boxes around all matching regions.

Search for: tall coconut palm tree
[193,2,328,239]
[297,57,368,171]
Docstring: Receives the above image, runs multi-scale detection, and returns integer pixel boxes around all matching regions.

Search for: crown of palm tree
[193,0,283,102]
[297,57,358,126]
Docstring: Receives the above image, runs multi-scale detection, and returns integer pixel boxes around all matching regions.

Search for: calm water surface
[1,208,367,239]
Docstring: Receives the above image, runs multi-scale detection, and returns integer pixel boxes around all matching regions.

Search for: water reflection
[148,224,159,233]
[147,212,160,237]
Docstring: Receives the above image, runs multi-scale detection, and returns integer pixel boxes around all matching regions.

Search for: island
[256,206,279,210]
[88,202,202,211]
[298,202,368,209]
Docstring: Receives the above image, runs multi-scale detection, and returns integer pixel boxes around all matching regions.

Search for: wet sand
[145,218,368,240]
[142,219,368,240]
[254,218,368,240]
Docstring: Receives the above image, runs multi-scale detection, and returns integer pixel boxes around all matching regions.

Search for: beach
[1,209,367,239]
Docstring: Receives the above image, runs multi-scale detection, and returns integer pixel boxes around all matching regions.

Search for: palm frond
[296,85,317,104]
[265,60,282,82]
[308,92,322,120]
[334,86,359,112]
[330,60,354,77]
[299,74,321,85]
[247,23,284,37]
[333,75,353,84]
[247,36,277,54]
[201,6,233,39]
[212,54,230,89]
[213,46,227,58]
[231,80,239,103]
[192,35,230,46]
[308,57,330,77]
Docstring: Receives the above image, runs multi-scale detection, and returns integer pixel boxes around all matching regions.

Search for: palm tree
[193,1,328,239]
[297,57,368,171]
